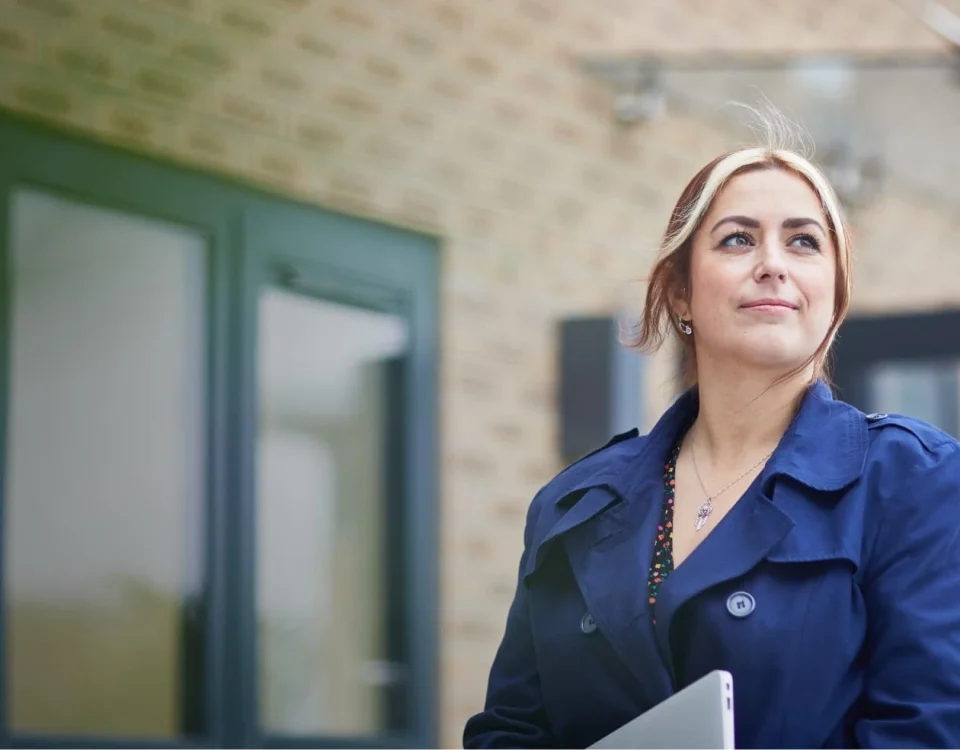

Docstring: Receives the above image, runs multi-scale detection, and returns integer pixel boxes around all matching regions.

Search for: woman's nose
[755,243,788,281]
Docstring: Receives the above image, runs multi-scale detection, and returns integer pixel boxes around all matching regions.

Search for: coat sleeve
[462,495,555,748]
[856,439,960,748]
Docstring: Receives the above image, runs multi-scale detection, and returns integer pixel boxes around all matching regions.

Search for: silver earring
[678,315,693,335]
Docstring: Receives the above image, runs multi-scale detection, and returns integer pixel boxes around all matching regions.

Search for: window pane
[867,359,960,437]
[256,288,408,737]
[4,188,207,737]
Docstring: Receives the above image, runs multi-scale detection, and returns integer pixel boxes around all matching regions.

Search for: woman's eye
[789,233,821,251]
[720,231,752,248]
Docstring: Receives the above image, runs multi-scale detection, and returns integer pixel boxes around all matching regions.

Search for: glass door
[239,207,439,748]
[0,117,237,748]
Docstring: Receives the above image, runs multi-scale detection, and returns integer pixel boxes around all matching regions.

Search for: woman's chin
[722,334,816,372]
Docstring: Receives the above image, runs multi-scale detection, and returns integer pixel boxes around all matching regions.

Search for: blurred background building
[0,0,959,747]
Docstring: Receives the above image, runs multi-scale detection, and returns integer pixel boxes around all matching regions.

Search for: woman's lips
[740,299,797,313]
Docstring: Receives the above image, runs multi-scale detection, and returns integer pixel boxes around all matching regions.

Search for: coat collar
[764,379,868,493]
[555,378,868,507]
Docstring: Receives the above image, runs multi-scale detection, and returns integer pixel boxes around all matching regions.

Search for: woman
[462,141,960,748]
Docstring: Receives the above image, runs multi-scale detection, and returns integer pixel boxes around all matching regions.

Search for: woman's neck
[688,360,813,467]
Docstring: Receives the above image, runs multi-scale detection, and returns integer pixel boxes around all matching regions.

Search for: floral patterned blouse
[647,441,680,625]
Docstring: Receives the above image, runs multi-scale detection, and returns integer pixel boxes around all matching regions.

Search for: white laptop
[590,670,735,749]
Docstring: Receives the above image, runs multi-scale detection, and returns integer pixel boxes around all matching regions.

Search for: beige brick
[99,12,160,46]
[15,0,80,21]
[12,81,74,118]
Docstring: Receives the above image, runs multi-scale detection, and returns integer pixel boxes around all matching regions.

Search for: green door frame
[0,113,440,749]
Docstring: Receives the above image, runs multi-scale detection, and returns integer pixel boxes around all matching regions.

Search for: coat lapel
[562,475,670,696]
[523,392,698,701]
[522,477,672,699]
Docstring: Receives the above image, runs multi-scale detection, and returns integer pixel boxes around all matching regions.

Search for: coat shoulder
[860,411,960,524]
[864,411,960,459]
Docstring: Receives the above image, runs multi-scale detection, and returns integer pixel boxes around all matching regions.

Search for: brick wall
[1,0,957,744]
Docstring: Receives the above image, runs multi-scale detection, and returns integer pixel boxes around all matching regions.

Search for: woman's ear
[670,286,691,321]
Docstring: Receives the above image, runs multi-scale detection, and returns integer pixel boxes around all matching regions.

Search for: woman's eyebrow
[782,217,827,234]
[710,215,826,234]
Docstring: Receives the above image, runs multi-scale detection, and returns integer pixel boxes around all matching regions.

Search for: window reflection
[867,359,960,437]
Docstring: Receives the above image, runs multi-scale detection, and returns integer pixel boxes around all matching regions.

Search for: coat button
[580,612,598,634]
[866,413,888,421]
[726,591,755,618]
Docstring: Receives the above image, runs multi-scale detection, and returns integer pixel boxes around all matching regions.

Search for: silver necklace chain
[689,440,773,532]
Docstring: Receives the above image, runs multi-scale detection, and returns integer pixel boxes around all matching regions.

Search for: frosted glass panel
[256,288,407,736]
[4,188,207,737]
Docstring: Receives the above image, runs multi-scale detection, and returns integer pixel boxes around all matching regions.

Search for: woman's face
[683,167,837,374]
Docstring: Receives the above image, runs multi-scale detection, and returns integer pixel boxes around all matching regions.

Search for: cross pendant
[695,501,713,531]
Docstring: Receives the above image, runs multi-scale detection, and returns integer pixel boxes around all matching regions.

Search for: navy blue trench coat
[463,381,960,748]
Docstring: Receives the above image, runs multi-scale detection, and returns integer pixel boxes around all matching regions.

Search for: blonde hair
[636,110,853,387]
